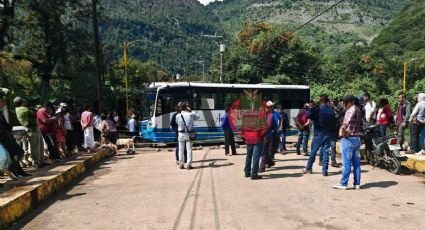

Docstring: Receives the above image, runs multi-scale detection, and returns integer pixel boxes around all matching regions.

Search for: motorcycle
[363,125,408,175]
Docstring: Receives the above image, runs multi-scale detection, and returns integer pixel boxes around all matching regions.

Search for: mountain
[372,0,425,55]
[99,0,222,75]
[208,0,409,53]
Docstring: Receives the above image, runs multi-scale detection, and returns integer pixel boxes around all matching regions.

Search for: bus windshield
[143,88,157,119]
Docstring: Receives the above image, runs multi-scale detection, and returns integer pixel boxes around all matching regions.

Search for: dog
[116,136,136,152]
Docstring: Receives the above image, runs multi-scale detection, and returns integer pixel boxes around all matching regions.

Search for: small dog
[116,137,135,151]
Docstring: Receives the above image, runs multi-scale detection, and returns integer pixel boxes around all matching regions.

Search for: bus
[140,82,310,143]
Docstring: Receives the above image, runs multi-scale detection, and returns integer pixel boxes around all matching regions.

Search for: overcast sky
[198,0,223,5]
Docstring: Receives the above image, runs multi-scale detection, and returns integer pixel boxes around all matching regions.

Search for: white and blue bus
[140,82,310,143]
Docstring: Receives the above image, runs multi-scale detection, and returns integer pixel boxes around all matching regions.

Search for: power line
[292,0,347,33]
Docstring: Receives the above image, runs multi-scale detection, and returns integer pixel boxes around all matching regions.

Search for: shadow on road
[265,173,304,179]
[194,158,227,163]
[361,181,398,189]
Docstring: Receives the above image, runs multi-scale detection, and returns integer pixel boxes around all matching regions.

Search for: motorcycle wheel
[387,157,401,175]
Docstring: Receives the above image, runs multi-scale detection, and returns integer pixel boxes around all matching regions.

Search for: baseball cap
[266,101,275,107]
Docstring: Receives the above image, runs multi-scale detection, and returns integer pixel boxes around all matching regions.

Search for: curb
[0,148,113,229]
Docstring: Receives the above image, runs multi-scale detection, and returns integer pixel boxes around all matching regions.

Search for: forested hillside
[100,0,222,75]
[372,0,425,55]
[208,0,409,53]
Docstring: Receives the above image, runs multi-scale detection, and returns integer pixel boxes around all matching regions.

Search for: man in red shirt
[296,103,311,156]
[37,101,62,161]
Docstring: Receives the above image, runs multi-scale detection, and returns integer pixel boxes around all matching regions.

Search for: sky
[198,0,223,5]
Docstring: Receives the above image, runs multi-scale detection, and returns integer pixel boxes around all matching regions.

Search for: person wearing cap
[302,94,337,176]
[259,100,278,172]
[296,103,311,156]
[0,94,31,179]
[176,103,199,169]
[14,97,47,168]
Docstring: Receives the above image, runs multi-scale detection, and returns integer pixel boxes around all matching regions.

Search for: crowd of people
[238,92,425,189]
[0,92,138,182]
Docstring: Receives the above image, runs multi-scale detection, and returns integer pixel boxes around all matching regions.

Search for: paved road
[13,147,425,230]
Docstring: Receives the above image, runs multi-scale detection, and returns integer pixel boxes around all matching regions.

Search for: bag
[189,131,196,141]
[0,143,12,171]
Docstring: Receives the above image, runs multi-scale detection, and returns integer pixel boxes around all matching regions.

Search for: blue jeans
[278,130,287,151]
[340,137,361,186]
[244,142,263,176]
[378,124,388,137]
[320,137,337,162]
[306,131,331,173]
[296,130,310,154]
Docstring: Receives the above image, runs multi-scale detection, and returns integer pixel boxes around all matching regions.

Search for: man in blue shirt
[302,94,336,176]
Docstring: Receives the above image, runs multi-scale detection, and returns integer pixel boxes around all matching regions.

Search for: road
[12,147,425,230]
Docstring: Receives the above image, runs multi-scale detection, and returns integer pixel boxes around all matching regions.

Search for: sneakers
[332,184,347,190]
[179,164,184,169]
[322,172,328,176]
[303,152,309,156]
[301,169,313,174]
[187,165,194,170]
[244,173,251,178]
[354,185,361,190]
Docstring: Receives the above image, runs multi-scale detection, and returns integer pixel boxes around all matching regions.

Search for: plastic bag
[0,143,12,171]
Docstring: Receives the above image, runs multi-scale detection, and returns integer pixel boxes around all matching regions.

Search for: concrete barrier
[0,148,113,229]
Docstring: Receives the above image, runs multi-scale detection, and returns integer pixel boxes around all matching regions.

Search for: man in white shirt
[363,92,376,124]
[176,103,200,169]
[126,114,137,137]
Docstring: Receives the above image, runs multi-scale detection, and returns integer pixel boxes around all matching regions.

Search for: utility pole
[202,34,225,84]
[92,0,103,112]
[196,56,205,82]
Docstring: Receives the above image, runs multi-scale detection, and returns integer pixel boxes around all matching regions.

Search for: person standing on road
[363,93,376,125]
[277,105,289,154]
[333,95,363,190]
[259,101,277,172]
[171,102,186,165]
[243,104,268,180]
[296,103,310,156]
[302,95,336,176]
[395,92,411,150]
[408,93,425,155]
[176,103,199,169]
[126,114,137,137]
[376,97,392,137]
[222,105,237,156]
[81,106,95,153]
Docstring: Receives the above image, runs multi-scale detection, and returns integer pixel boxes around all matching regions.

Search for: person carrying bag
[176,103,200,169]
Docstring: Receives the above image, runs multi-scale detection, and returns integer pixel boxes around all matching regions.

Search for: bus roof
[149,82,310,90]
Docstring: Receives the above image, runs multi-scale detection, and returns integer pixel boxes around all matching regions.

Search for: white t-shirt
[364,100,376,121]
[127,118,136,132]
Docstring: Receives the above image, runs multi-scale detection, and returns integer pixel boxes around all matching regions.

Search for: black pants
[41,133,61,160]
[0,131,25,174]
[224,129,236,155]
[65,130,76,151]
[410,123,424,152]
